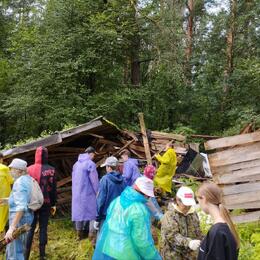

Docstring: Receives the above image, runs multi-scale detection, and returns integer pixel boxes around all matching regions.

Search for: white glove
[93,221,100,231]
[5,226,15,242]
[188,240,201,251]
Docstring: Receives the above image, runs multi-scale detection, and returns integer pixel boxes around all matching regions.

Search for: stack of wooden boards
[205,131,260,224]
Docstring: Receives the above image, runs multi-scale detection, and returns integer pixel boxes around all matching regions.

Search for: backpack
[28,177,44,211]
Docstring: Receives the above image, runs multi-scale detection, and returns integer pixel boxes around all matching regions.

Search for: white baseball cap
[135,176,155,198]
[176,186,196,206]
[101,156,118,167]
[9,158,27,171]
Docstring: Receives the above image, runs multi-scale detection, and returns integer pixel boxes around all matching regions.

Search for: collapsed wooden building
[3,116,191,215]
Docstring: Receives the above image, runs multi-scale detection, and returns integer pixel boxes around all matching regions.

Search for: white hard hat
[135,176,155,198]
[176,186,196,206]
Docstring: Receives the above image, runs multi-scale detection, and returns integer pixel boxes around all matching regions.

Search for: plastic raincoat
[93,186,161,260]
[72,153,99,221]
[154,148,177,193]
[0,163,13,232]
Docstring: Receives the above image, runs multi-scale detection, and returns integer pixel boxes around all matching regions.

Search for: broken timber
[205,131,260,224]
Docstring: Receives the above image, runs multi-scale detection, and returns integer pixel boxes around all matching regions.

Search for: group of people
[72,144,239,260]
[0,147,57,260]
[0,142,240,260]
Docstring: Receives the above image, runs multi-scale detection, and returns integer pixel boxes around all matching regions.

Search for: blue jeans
[6,211,33,260]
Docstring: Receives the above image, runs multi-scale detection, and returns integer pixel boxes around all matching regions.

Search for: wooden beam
[232,210,260,224]
[205,131,260,151]
[211,159,260,175]
[151,131,186,142]
[224,190,260,205]
[222,181,260,196]
[57,176,72,188]
[208,142,260,168]
[215,166,260,184]
[138,113,152,164]
[114,139,135,156]
[226,201,260,210]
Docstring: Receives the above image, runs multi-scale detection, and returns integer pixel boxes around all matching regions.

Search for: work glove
[188,240,201,251]
[93,221,100,231]
[50,206,56,216]
[5,226,15,242]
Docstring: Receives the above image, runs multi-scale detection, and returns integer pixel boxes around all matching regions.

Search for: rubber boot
[24,248,31,260]
[76,230,84,241]
[40,245,46,260]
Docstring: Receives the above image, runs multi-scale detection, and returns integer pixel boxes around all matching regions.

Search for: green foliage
[0,0,259,146]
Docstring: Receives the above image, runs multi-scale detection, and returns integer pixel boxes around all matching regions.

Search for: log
[151,131,186,142]
[0,224,31,252]
[57,176,72,188]
[138,113,152,164]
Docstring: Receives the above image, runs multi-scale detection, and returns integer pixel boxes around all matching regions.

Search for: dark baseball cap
[85,146,96,154]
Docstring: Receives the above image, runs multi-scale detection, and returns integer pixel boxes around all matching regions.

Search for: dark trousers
[26,207,50,258]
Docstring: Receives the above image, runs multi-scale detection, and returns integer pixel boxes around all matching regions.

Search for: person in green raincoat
[0,152,13,233]
[154,142,177,193]
[92,176,161,260]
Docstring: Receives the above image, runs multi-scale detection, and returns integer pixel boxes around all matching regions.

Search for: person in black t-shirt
[196,182,239,260]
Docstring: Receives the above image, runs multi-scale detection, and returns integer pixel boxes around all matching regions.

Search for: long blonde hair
[198,182,240,248]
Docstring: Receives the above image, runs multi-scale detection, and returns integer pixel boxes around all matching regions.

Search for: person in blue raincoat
[92,176,162,260]
[120,149,141,186]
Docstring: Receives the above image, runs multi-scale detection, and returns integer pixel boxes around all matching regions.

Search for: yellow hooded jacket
[0,163,13,232]
[154,148,177,193]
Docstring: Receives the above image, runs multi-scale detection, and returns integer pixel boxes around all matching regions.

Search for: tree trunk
[185,0,194,84]
[223,0,237,95]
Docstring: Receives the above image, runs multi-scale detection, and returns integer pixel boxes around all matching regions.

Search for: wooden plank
[114,139,135,156]
[205,131,260,151]
[232,210,260,224]
[61,120,103,139]
[223,190,260,205]
[138,113,152,165]
[222,181,260,196]
[226,200,260,210]
[191,134,220,139]
[211,159,260,175]
[215,166,260,184]
[151,131,186,142]
[3,134,62,158]
[57,176,72,188]
[209,142,260,167]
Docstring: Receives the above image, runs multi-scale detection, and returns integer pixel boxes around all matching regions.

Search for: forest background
[0,0,259,147]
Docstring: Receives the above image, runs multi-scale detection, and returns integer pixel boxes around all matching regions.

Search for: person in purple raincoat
[71,146,99,242]
[120,149,141,186]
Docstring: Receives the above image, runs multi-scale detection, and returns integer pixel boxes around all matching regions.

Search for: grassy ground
[30,219,94,260]
[1,217,260,259]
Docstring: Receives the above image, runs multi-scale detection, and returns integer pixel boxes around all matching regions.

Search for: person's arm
[89,164,99,195]
[122,162,133,185]
[96,178,107,222]
[130,206,162,260]
[161,211,192,248]
[5,211,24,241]
[155,150,171,164]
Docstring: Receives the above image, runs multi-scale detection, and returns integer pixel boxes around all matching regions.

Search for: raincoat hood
[78,153,91,162]
[35,146,48,164]
[107,171,124,184]
[120,186,147,209]
[128,158,138,166]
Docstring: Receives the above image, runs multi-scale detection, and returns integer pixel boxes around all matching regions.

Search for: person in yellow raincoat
[0,152,13,233]
[154,142,177,193]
